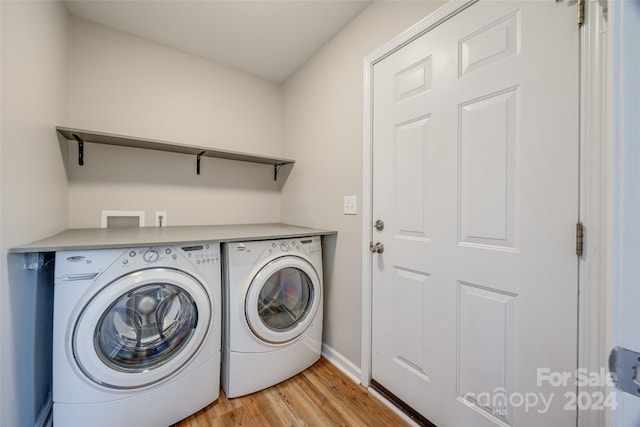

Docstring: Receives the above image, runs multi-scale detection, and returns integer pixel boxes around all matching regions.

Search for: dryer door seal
[245,256,321,344]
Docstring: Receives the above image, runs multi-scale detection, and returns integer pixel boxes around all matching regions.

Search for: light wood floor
[172,357,409,426]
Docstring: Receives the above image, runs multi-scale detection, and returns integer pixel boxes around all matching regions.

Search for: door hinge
[578,0,585,27]
[609,347,640,397]
[556,0,585,27]
[576,222,584,256]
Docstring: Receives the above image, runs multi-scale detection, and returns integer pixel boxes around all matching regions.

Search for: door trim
[578,1,611,426]
[361,2,609,426]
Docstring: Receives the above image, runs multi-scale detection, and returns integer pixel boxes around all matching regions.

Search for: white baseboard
[321,343,362,384]
[35,392,52,427]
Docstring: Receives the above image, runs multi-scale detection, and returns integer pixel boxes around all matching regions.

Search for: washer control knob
[165,248,171,254]
[280,242,289,252]
[143,249,159,263]
[129,251,136,257]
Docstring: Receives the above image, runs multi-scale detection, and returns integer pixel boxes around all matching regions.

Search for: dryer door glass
[257,267,313,332]
[94,283,198,372]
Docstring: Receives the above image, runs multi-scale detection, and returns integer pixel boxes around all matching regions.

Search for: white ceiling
[64,0,372,83]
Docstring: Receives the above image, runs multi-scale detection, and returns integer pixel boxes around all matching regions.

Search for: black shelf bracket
[274,163,286,181]
[72,133,84,166]
[196,151,206,175]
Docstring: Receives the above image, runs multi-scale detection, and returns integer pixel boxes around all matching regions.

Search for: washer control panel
[121,244,220,268]
[183,244,219,266]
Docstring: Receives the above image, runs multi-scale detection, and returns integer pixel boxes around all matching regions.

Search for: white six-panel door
[371,1,579,425]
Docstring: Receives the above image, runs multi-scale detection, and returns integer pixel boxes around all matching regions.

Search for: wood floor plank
[246,388,296,426]
[301,360,401,427]
[267,377,336,426]
[213,407,259,427]
[293,367,361,426]
[172,357,408,427]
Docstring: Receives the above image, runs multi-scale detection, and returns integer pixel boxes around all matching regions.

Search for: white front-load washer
[53,243,221,427]
[222,236,323,398]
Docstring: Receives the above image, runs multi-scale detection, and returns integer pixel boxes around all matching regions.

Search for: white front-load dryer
[53,243,221,427]
[222,236,323,398]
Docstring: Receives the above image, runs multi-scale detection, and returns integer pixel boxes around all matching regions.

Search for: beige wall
[67,17,283,228]
[1,1,69,425]
[282,1,444,367]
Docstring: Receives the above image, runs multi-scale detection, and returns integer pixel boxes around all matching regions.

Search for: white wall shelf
[56,126,295,180]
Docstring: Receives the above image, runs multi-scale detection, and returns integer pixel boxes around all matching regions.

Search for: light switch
[344,195,357,215]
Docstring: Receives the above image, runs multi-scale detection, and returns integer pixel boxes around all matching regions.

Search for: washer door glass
[95,282,197,372]
[245,256,321,344]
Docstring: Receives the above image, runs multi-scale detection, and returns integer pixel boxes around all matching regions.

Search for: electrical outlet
[344,196,357,215]
[154,211,168,227]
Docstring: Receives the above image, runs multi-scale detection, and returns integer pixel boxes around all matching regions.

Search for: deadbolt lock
[374,219,384,231]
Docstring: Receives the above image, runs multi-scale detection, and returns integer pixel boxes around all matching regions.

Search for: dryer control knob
[143,249,159,263]
[280,242,289,252]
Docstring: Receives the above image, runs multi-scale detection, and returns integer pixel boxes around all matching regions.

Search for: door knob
[370,242,384,254]
[374,219,384,231]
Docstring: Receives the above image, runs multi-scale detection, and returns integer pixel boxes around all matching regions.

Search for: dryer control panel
[298,236,322,256]
[226,236,322,269]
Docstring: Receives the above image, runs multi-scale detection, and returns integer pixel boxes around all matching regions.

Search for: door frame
[608,0,640,425]
[360,1,611,426]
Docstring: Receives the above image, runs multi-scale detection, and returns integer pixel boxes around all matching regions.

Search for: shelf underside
[56,126,295,167]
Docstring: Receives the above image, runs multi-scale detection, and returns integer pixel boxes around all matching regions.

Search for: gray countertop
[9,223,336,253]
